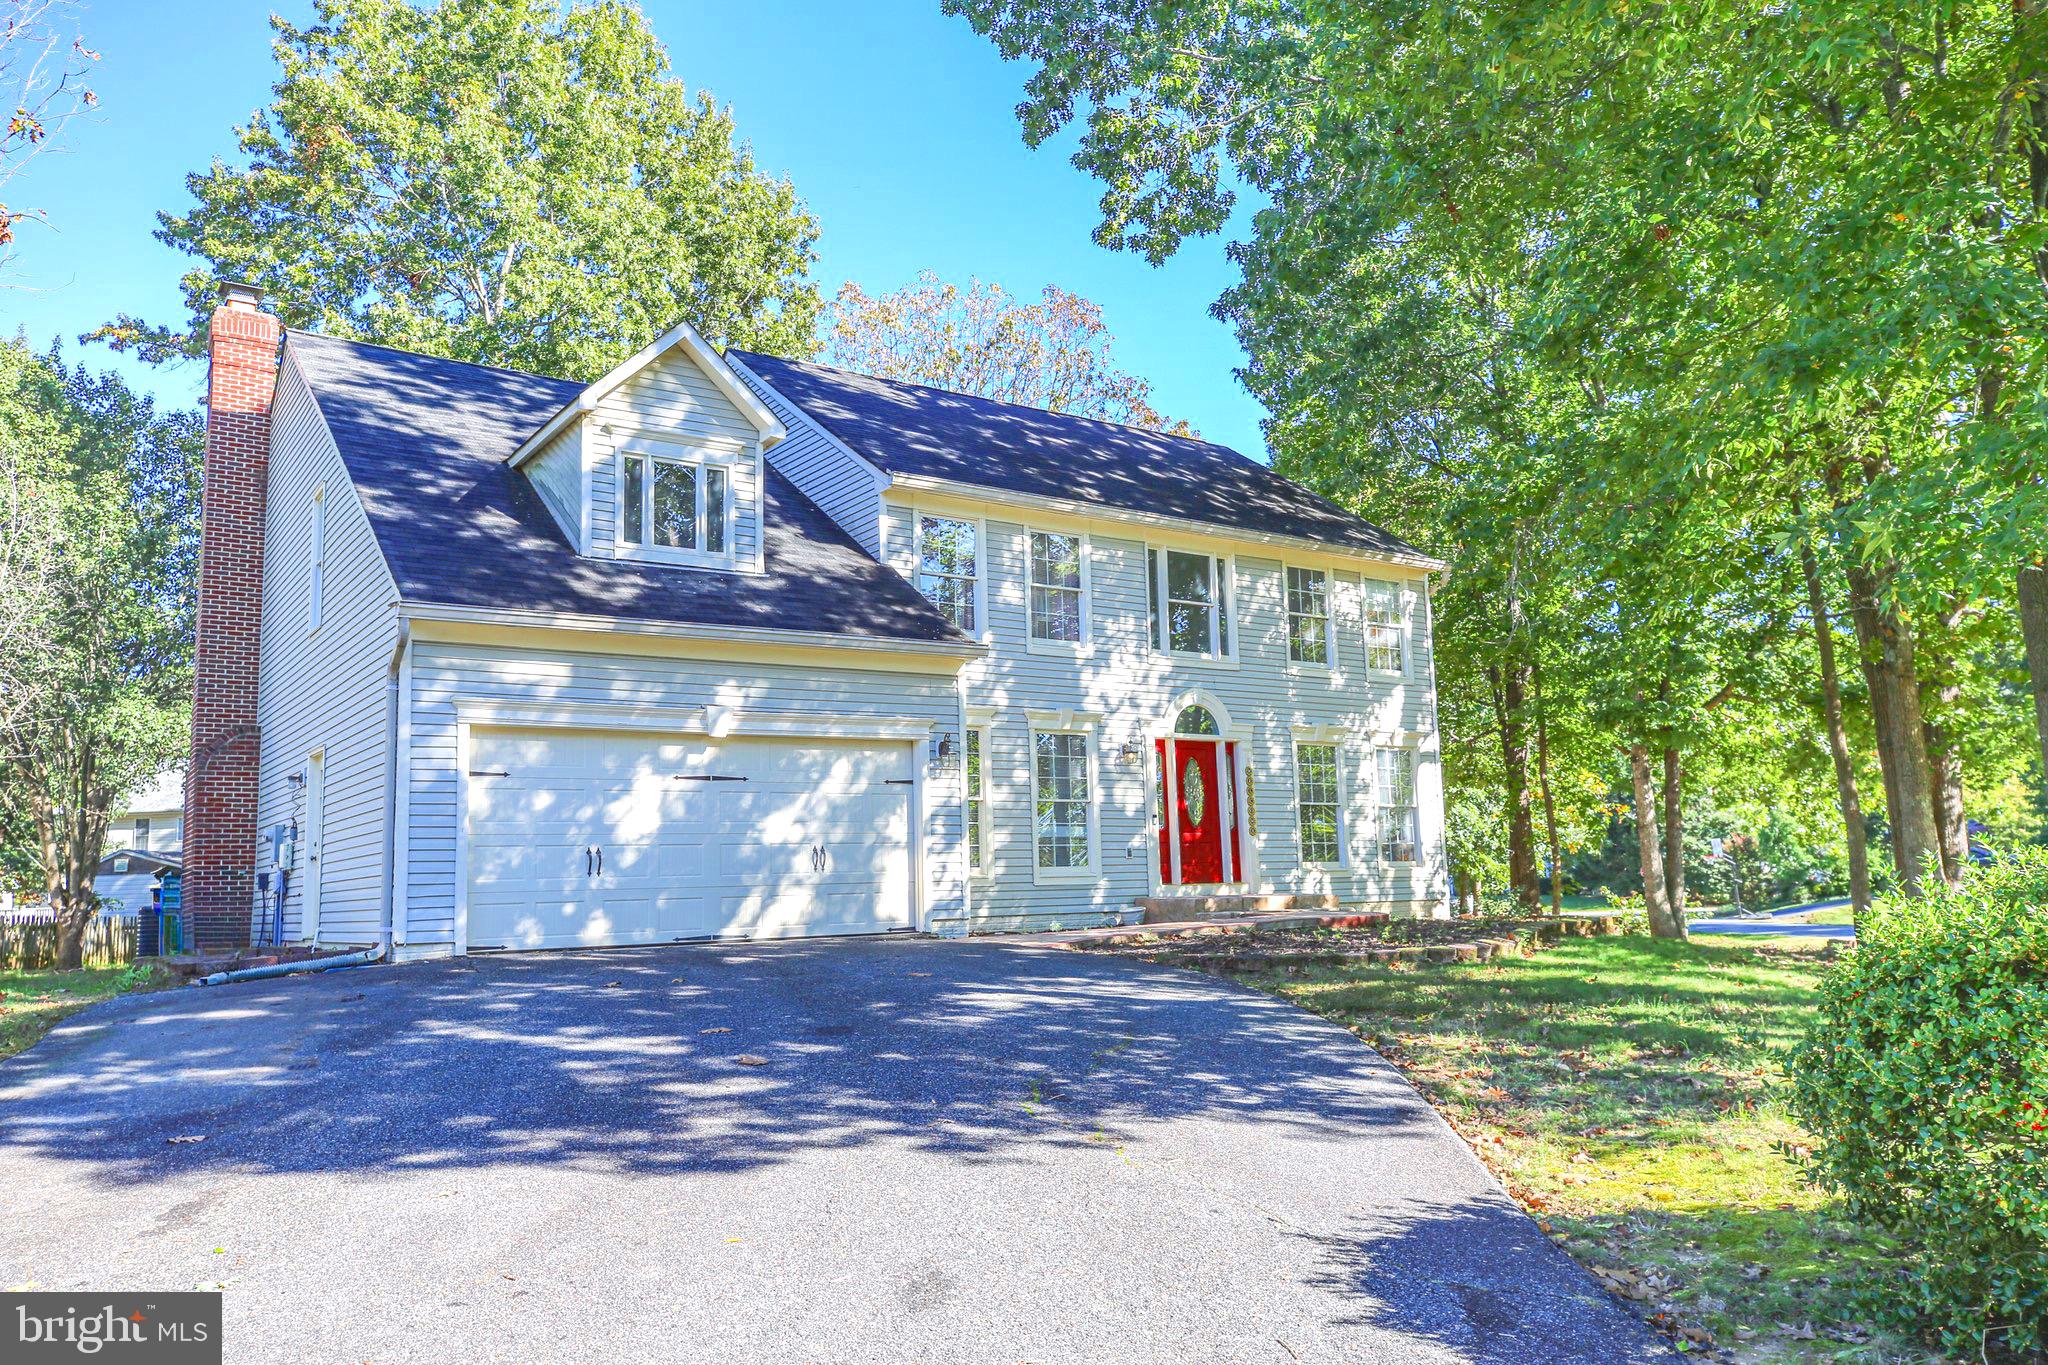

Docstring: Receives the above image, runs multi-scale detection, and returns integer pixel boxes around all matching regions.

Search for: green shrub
[1786,852,2048,1356]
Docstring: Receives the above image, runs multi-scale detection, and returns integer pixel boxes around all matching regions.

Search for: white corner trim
[508,319,786,468]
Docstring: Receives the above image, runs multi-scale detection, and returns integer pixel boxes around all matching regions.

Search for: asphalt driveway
[0,939,1670,1363]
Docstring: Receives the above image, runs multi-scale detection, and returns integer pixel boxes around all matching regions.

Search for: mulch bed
[1069,913,1626,972]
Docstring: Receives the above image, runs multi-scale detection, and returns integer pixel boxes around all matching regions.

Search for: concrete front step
[1133,892,1342,924]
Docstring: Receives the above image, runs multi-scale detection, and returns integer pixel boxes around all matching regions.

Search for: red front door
[1158,738,1230,884]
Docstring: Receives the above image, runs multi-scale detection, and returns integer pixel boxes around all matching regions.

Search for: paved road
[1690,898,1855,940]
[0,940,1671,1364]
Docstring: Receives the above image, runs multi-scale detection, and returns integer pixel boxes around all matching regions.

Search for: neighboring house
[95,768,186,915]
[110,768,185,860]
[179,284,1449,958]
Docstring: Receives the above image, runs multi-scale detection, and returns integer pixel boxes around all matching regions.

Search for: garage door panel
[465,728,917,949]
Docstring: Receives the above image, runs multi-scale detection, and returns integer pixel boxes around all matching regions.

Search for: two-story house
[178,284,1448,957]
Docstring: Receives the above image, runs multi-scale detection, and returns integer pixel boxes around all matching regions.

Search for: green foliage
[1787,853,2048,1354]
[0,336,197,927]
[822,272,1191,433]
[100,0,821,378]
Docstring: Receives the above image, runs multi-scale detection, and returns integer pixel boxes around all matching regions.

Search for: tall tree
[0,0,99,270]
[821,272,1191,433]
[0,340,198,967]
[97,0,820,378]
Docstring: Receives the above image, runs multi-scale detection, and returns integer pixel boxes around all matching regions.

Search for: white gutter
[399,601,988,660]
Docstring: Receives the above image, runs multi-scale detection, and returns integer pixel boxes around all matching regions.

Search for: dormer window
[618,440,736,565]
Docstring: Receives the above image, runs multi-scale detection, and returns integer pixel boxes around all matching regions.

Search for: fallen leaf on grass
[166,1135,206,1145]
[734,1054,769,1066]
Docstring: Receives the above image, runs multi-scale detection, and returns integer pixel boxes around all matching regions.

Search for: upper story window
[132,817,150,850]
[917,515,978,633]
[620,444,733,563]
[1148,547,1233,659]
[1029,531,1086,644]
[1286,567,1332,666]
[1377,747,1420,863]
[1363,579,1409,675]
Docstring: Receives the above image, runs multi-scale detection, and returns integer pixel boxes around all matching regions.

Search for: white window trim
[1362,576,1416,680]
[1146,542,1238,665]
[913,509,987,641]
[1375,744,1422,865]
[614,436,744,569]
[307,486,326,635]
[1284,563,1338,675]
[965,724,992,878]
[1025,527,1092,655]
[1026,713,1101,884]
[1291,736,1349,871]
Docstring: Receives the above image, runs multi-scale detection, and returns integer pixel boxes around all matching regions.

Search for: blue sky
[0,0,1272,457]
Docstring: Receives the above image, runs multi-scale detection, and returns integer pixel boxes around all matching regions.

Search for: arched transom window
[1174,704,1220,736]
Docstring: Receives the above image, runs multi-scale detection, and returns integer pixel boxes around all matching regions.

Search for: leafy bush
[1786,852,2048,1355]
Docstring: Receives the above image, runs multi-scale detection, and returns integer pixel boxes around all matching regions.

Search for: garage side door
[465,729,916,950]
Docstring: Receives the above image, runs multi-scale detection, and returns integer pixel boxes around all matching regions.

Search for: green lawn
[1778,905,1857,927]
[0,963,176,1062]
[1232,938,1928,1362]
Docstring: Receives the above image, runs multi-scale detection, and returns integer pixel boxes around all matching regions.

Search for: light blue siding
[254,349,404,947]
[730,358,884,557]
[879,500,1448,933]
[398,642,966,948]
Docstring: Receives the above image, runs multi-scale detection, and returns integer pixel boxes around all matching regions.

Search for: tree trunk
[1918,601,1969,881]
[1630,744,1685,939]
[1800,540,1872,918]
[1844,559,1944,894]
[1499,659,1540,912]
[2018,563,2048,805]
[1532,656,1564,915]
[1661,749,1685,918]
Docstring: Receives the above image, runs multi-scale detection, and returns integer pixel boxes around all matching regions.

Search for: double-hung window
[1363,578,1408,675]
[133,817,151,851]
[621,445,733,561]
[1029,532,1085,643]
[1286,567,1332,666]
[1148,548,1232,658]
[916,516,978,632]
[1377,748,1420,863]
[1295,742,1343,866]
[1032,729,1093,873]
[965,728,990,872]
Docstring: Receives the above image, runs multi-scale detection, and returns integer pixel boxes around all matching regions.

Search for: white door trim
[457,721,926,951]
[303,749,325,943]
[451,697,934,742]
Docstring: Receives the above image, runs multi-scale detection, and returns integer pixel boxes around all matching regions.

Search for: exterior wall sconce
[1115,740,1142,766]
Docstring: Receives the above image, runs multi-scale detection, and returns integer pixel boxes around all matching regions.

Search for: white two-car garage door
[465,728,916,950]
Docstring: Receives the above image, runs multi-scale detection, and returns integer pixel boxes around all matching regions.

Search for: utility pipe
[191,945,385,988]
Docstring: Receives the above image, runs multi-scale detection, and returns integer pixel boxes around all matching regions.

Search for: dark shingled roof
[287,332,972,647]
[729,350,1433,562]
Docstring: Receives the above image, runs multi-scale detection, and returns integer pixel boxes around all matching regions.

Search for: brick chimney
[183,282,279,952]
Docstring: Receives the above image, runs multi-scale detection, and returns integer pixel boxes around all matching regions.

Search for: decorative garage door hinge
[468,769,508,777]
[673,774,747,782]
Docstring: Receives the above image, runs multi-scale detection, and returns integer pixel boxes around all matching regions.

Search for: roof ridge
[730,347,1239,453]
[290,328,582,389]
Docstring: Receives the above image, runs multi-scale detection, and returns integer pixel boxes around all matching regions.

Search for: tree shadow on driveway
[0,938,1446,1184]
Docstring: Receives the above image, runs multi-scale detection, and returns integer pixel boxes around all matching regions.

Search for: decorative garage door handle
[595,847,604,876]
[811,845,826,873]
[585,847,593,876]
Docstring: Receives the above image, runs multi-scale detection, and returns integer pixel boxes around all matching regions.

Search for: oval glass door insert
[1182,757,1206,825]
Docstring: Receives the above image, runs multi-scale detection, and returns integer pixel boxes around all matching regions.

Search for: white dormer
[508,320,787,573]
